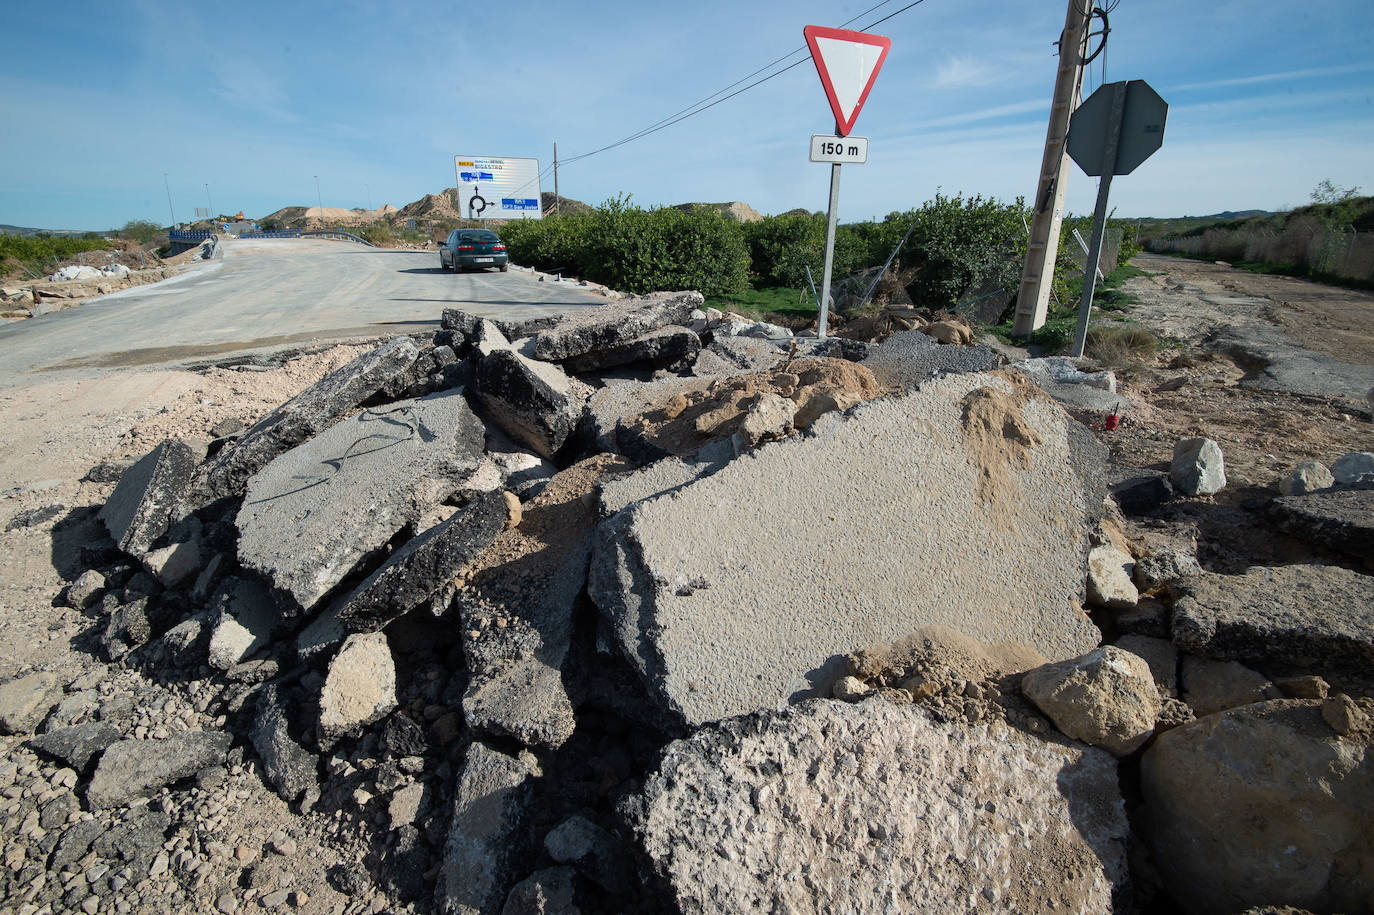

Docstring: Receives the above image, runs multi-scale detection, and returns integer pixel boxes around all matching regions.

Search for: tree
[119,220,162,244]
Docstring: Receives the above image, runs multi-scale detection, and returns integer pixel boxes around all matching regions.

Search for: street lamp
[163,172,175,227]
[314,175,323,211]
[205,183,214,219]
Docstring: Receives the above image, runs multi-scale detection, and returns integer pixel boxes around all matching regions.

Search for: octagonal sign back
[1067,79,1168,177]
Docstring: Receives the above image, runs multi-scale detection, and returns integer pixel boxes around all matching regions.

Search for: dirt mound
[674,201,763,223]
[622,357,884,457]
[397,190,462,224]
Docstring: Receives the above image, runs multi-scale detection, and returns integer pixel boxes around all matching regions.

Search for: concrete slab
[1171,564,1374,672]
[198,337,423,501]
[1267,488,1374,567]
[236,388,484,611]
[562,326,700,374]
[590,371,1104,727]
[473,333,591,459]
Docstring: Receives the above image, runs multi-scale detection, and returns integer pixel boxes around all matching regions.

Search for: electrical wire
[556,0,929,168]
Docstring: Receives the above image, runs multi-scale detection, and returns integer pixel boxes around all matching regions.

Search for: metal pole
[205,184,214,219]
[1069,81,1127,359]
[804,265,820,310]
[163,172,175,227]
[818,162,842,339]
[314,176,323,211]
[553,143,560,216]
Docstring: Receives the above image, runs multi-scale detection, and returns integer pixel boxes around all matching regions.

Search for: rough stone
[1332,451,1374,486]
[1017,357,1117,393]
[197,336,423,500]
[28,721,121,773]
[1109,470,1174,515]
[861,329,1004,391]
[1170,436,1226,495]
[237,388,484,610]
[387,782,429,831]
[86,730,233,809]
[591,372,1103,726]
[501,867,581,915]
[99,439,198,555]
[1141,700,1372,913]
[1085,545,1138,609]
[1268,488,1374,566]
[0,671,58,734]
[582,375,731,456]
[1181,656,1281,717]
[207,577,279,669]
[462,455,633,749]
[731,392,796,450]
[531,291,703,362]
[64,570,106,609]
[140,531,203,587]
[335,490,508,633]
[694,336,789,375]
[1322,693,1369,736]
[250,683,319,807]
[473,330,592,459]
[1171,565,1374,672]
[318,632,397,740]
[543,815,628,895]
[636,698,1127,914]
[1280,460,1335,495]
[1021,646,1161,756]
[562,326,701,373]
[435,741,540,915]
[1133,547,1201,593]
[1113,634,1179,697]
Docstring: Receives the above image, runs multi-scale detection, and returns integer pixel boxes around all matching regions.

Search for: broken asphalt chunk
[99,439,197,555]
[531,290,703,362]
[236,387,485,611]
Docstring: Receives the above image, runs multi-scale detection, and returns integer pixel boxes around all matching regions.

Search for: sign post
[1064,79,1167,357]
[803,25,890,338]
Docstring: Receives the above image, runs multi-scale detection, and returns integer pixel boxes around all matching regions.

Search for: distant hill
[674,201,763,223]
[0,224,98,237]
[1198,210,1270,221]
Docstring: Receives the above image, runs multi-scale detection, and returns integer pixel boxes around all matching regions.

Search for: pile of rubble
[1,288,1371,914]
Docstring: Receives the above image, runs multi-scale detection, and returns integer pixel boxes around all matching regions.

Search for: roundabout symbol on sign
[469,188,489,219]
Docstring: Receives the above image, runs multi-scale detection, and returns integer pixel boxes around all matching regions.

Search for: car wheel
[499,263,508,273]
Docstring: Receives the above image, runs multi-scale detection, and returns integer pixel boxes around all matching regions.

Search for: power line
[557,0,929,168]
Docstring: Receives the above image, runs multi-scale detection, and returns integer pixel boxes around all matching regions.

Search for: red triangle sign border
[803,25,892,138]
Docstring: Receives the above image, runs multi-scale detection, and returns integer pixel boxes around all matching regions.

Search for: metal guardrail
[301,230,376,247]
[169,229,214,241]
[239,229,302,239]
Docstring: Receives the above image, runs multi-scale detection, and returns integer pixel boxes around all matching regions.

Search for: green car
[440,229,509,272]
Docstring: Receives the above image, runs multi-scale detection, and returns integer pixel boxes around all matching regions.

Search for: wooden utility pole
[1012,0,1093,337]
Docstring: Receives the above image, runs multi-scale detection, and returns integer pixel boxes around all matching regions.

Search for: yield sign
[803,25,891,137]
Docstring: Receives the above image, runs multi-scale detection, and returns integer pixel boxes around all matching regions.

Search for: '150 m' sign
[809,135,869,164]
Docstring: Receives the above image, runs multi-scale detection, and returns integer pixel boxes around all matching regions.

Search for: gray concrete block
[236,388,485,611]
[590,371,1103,727]
[198,336,423,501]
[86,730,233,809]
[694,336,790,376]
[532,291,703,362]
[335,490,508,633]
[99,439,198,555]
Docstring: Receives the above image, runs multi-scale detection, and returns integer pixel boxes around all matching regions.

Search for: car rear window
[462,231,500,242]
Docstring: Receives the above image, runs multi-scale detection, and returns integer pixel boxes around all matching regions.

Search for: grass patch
[706,285,818,326]
[1085,323,1158,366]
[984,262,1147,352]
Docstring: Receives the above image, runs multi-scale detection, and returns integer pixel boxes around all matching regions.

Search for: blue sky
[3,0,1372,231]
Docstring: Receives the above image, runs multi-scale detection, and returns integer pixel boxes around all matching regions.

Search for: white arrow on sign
[803,25,891,137]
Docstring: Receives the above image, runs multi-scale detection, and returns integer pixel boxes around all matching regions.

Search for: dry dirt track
[0,238,608,387]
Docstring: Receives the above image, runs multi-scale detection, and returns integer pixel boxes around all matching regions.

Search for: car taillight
[493,244,506,251]
[458,244,475,251]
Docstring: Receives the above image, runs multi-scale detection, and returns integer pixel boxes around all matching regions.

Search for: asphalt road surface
[0,238,609,386]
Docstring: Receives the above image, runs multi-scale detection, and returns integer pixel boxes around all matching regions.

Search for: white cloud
[1170,62,1374,92]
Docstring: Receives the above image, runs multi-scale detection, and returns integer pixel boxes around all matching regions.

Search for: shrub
[119,220,162,244]
[357,222,394,246]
